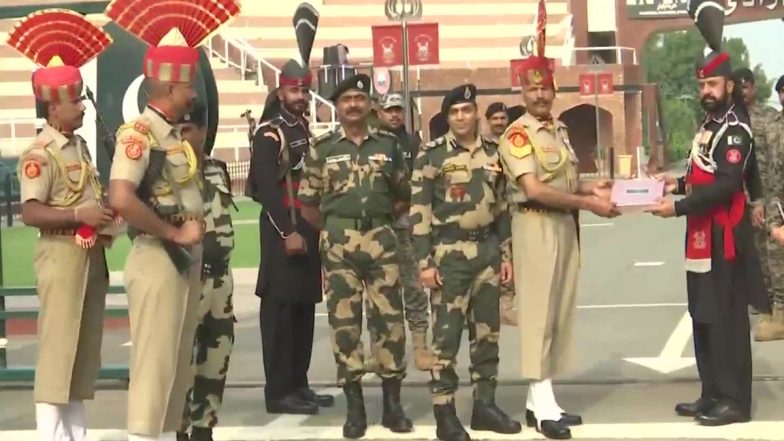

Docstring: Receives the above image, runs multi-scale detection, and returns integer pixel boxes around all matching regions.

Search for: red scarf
[684,163,746,273]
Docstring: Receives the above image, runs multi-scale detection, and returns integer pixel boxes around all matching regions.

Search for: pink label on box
[611,179,664,207]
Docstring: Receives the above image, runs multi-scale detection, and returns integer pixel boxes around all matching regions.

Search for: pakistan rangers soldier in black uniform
[649,1,769,426]
[246,3,334,415]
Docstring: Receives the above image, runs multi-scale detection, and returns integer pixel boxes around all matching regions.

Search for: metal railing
[205,34,338,131]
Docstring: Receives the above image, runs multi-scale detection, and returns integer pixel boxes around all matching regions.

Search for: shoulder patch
[424,136,447,150]
[21,158,42,179]
[119,129,149,160]
[506,125,530,148]
[726,148,742,164]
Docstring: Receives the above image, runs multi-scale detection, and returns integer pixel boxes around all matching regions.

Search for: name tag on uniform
[441,163,468,173]
[326,154,351,164]
[369,153,392,162]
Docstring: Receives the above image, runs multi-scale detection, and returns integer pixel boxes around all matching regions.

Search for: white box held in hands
[610,179,665,214]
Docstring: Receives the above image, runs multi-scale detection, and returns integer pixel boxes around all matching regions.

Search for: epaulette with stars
[423,136,447,150]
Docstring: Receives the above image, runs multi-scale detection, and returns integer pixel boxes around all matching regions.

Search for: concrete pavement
[2,211,784,440]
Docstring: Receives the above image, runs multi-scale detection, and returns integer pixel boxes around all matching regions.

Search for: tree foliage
[643,30,773,159]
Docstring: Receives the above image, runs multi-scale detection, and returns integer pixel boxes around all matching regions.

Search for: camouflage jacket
[409,132,511,271]
[202,158,235,265]
[762,112,784,227]
[298,125,411,219]
[748,104,780,195]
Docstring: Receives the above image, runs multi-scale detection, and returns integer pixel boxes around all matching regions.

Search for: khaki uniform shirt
[18,124,102,211]
[498,113,579,202]
[109,107,203,217]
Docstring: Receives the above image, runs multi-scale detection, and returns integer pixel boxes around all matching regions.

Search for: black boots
[381,378,413,433]
[470,399,522,434]
[190,427,213,441]
[434,403,471,441]
[675,397,717,417]
[342,382,368,439]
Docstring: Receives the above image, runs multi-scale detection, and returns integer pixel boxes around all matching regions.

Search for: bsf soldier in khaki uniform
[498,2,617,439]
[299,74,413,439]
[8,10,117,441]
[411,84,522,441]
[106,2,238,438]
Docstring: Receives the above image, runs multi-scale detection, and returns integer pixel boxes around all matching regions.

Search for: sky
[724,19,784,109]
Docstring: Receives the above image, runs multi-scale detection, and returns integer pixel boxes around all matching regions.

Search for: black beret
[179,100,207,127]
[506,105,526,122]
[329,73,371,101]
[776,75,784,93]
[485,102,507,119]
[441,83,477,114]
[732,67,754,85]
[429,111,448,140]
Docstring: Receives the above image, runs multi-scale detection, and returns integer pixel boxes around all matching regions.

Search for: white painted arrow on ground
[624,311,696,374]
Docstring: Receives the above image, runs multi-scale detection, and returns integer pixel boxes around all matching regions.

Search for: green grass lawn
[0,199,263,287]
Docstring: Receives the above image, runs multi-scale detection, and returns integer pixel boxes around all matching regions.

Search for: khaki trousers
[512,210,579,380]
[34,236,108,404]
[124,237,202,436]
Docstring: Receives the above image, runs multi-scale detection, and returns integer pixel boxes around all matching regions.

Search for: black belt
[325,216,392,232]
[516,201,570,214]
[434,224,493,242]
[202,260,229,278]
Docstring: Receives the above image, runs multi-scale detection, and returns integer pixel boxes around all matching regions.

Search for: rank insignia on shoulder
[425,137,446,149]
[22,159,42,179]
[133,121,150,136]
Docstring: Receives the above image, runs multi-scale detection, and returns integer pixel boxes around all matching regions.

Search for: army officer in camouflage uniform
[176,102,236,441]
[299,74,413,439]
[411,84,522,441]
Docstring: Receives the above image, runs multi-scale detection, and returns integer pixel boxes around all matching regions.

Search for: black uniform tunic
[673,106,770,413]
[248,106,322,403]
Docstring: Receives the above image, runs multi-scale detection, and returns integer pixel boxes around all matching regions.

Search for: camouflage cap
[379,93,404,110]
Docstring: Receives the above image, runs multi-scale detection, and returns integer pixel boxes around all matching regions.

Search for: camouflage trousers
[181,270,235,431]
[429,235,501,405]
[761,230,784,306]
[367,227,429,336]
[320,222,407,385]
